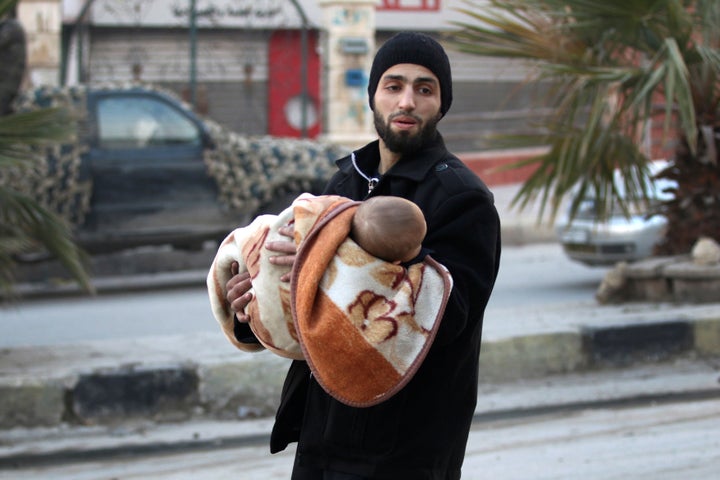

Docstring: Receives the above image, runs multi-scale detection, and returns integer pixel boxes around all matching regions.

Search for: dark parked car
[8,84,346,254]
[555,161,676,266]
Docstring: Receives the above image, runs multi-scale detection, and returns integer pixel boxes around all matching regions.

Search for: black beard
[373,110,440,155]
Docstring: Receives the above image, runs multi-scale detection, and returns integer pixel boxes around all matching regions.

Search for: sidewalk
[2,291,718,429]
[1,182,719,461]
[2,358,719,468]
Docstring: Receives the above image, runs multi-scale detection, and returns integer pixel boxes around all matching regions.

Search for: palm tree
[0,0,92,296]
[451,0,720,255]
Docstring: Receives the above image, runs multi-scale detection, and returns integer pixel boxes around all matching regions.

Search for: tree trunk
[655,128,720,255]
[0,18,27,115]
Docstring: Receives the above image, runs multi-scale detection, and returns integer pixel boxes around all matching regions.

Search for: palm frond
[662,38,697,149]
[450,0,715,227]
[0,107,76,157]
[0,99,90,294]
[0,188,93,295]
[0,0,18,16]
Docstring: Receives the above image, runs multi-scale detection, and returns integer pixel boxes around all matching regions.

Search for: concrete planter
[598,248,720,304]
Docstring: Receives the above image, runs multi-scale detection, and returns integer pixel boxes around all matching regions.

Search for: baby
[207,193,427,358]
[350,195,426,264]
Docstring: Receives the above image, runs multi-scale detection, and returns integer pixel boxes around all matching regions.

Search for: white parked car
[556,161,676,266]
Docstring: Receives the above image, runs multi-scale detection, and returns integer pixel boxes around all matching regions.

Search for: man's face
[372,63,443,154]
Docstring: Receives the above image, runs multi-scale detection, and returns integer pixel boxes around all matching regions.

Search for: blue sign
[345,69,365,87]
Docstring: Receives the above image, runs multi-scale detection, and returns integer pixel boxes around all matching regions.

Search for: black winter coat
[269,135,502,480]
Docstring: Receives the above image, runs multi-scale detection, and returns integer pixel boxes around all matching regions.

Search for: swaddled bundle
[207,193,453,406]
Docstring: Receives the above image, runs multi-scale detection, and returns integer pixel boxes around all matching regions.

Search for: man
[225,31,501,479]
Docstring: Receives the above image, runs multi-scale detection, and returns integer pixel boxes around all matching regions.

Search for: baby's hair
[351,196,426,263]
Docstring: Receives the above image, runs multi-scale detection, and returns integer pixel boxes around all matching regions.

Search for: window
[97,96,201,149]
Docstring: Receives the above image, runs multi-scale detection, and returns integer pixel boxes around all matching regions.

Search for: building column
[17,0,62,86]
[318,0,377,149]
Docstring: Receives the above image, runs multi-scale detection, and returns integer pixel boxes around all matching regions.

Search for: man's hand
[226,262,253,323]
[226,222,296,322]
[266,223,297,282]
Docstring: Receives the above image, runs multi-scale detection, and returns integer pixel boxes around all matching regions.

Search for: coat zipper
[351,152,380,196]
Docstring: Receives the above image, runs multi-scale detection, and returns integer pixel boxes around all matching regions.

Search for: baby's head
[351,196,427,263]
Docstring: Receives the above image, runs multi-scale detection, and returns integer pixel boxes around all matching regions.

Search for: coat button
[435,163,448,171]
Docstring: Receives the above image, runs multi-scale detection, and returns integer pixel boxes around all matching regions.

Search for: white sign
[83,0,480,30]
[89,0,321,28]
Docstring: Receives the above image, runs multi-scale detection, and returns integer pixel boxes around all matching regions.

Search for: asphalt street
[0,242,607,348]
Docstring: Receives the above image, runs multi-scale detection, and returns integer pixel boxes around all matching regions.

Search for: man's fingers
[226,271,253,320]
[227,270,251,290]
[265,240,297,254]
[266,222,295,254]
[268,254,296,267]
[277,224,295,238]
[230,290,253,321]
[265,237,297,273]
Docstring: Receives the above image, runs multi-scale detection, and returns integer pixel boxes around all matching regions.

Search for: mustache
[388,111,423,123]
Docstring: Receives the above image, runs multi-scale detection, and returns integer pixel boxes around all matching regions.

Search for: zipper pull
[368,177,379,194]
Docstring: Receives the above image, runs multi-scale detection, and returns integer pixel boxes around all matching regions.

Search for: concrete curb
[3,359,720,468]
[2,315,719,430]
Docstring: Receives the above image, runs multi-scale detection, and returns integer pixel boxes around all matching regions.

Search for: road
[0,243,610,348]
[2,243,718,479]
[3,396,718,479]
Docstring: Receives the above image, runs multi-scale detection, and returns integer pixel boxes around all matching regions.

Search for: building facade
[16,0,63,86]
[41,0,543,152]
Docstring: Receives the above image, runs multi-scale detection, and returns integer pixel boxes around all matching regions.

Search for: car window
[97,95,201,149]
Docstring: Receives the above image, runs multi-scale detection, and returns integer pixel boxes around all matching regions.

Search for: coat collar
[338,133,449,183]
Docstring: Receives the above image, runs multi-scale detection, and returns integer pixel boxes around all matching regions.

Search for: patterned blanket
[207,193,453,407]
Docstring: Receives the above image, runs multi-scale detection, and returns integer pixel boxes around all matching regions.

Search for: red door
[268,30,321,138]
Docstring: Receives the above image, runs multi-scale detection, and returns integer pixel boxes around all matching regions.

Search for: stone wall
[597,237,720,304]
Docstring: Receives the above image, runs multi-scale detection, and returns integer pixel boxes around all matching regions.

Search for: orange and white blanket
[207,193,453,407]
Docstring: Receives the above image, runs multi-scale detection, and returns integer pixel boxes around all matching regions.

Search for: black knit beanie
[367,31,453,117]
